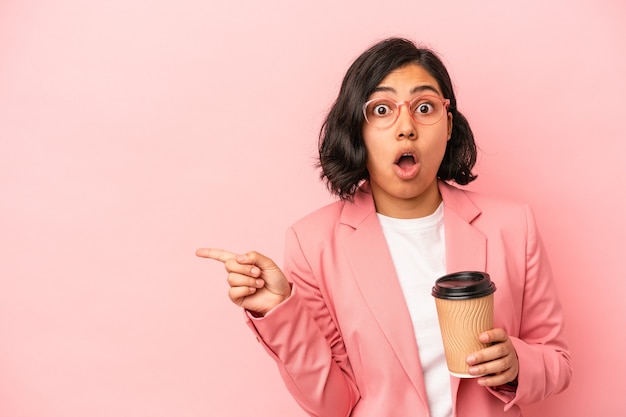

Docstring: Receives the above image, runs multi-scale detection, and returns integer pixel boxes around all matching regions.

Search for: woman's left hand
[466,328,519,387]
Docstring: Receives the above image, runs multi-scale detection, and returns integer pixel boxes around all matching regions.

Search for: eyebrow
[371,84,441,96]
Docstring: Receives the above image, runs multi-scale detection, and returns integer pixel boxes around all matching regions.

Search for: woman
[197,37,572,417]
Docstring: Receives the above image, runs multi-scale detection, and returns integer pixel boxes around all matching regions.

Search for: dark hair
[318,37,477,200]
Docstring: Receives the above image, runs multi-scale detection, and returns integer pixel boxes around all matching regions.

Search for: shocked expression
[362,63,453,218]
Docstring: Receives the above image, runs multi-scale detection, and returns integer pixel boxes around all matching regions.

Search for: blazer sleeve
[244,226,360,417]
[491,204,573,410]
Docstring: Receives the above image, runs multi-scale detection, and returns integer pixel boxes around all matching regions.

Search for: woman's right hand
[196,248,292,316]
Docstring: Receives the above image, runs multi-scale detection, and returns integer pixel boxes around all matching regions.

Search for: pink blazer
[246,181,572,417]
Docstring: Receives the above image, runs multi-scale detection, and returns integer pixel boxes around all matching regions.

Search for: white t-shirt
[377,202,452,417]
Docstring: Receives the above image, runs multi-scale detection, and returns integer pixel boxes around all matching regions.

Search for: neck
[372,181,443,219]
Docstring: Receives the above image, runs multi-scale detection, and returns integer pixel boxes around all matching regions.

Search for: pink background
[1,0,624,416]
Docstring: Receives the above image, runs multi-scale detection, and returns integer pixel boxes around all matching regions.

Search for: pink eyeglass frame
[362,94,451,127]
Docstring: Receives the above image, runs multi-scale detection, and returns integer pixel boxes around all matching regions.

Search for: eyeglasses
[363,95,451,129]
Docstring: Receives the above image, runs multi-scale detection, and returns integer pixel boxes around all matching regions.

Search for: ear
[447,111,453,141]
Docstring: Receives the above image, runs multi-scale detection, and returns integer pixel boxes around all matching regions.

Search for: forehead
[374,63,443,96]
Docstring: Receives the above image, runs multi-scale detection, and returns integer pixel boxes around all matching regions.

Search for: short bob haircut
[318,37,477,200]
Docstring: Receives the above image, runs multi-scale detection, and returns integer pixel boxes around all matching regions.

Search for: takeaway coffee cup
[431,271,496,378]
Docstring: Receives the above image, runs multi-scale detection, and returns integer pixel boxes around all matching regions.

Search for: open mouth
[396,153,417,170]
[393,152,420,179]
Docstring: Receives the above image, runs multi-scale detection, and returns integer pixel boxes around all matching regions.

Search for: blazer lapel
[440,182,486,274]
[340,187,429,408]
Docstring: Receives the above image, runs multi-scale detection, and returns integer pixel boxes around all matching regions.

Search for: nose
[395,102,417,140]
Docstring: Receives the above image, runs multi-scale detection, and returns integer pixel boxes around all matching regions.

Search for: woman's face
[362,63,453,218]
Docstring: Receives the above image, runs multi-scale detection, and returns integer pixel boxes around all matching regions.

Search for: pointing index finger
[195,248,238,263]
